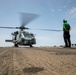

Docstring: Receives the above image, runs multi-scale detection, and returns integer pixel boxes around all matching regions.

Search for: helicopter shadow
[23,66,44,74]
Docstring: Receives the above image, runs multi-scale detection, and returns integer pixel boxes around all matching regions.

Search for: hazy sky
[0,0,76,47]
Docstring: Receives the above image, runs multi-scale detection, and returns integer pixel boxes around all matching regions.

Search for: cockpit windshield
[23,32,29,37]
[23,32,34,37]
[30,33,34,37]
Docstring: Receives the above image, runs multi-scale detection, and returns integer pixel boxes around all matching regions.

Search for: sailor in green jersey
[63,19,71,48]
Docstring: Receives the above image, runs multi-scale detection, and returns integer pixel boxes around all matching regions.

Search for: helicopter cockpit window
[23,32,30,37]
[30,34,34,37]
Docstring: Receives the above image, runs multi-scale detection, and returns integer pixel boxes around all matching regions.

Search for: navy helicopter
[6,26,36,47]
[0,13,62,47]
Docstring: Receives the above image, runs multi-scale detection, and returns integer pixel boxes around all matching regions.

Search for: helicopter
[6,27,36,47]
[0,13,62,47]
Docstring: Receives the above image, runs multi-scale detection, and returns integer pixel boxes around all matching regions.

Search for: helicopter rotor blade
[38,29,62,31]
[20,13,39,26]
[0,13,39,30]
[0,26,17,29]
[31,28,62,32]
[0,26,62,31]
[0,26,30,30]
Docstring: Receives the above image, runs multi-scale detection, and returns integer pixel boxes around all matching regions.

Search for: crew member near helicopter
[63,19,71,48]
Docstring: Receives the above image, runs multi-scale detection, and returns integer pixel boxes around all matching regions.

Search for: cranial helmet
[63,19,67,22]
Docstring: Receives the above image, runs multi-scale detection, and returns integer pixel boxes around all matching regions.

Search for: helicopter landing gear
[14,44,18,47]
[29,42,33,47]
[30,44,33,47]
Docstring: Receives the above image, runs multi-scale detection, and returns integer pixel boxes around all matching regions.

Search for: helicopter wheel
[29,43,33,47]
[30,43,33,47]
[14,44,18,47]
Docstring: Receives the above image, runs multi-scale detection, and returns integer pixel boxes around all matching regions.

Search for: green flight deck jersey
[63,22,71,32]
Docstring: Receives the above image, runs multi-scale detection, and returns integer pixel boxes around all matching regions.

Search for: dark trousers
[63,32,71,47]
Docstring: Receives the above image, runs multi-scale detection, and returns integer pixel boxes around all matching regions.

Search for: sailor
[63,19,71,48]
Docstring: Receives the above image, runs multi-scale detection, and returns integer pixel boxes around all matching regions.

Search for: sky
[0,0,76,47]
